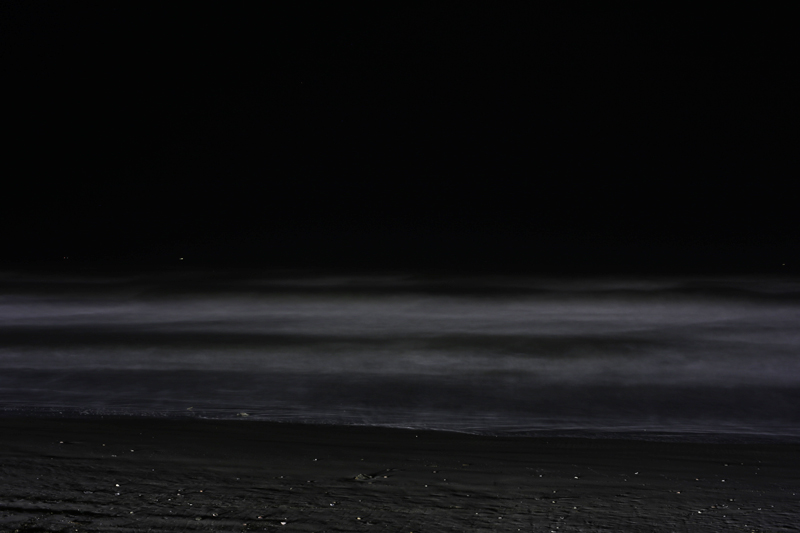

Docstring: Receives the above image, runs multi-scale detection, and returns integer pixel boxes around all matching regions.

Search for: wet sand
[1,417,799,532]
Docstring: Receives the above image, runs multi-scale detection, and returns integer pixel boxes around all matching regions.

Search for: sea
[2,268,799,442]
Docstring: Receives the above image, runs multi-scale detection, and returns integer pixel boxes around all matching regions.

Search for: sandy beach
[1,417,798,532]
[4,1,798,529]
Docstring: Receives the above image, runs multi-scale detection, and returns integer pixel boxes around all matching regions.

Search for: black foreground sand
[1,418,798,532]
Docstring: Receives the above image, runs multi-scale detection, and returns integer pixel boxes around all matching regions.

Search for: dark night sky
[3,3,796,275]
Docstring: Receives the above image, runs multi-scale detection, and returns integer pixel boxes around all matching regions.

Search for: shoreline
[2,416,799,531]
[4,409,800,445]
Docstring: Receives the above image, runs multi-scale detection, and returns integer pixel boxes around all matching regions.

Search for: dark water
[1,270,799,441]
